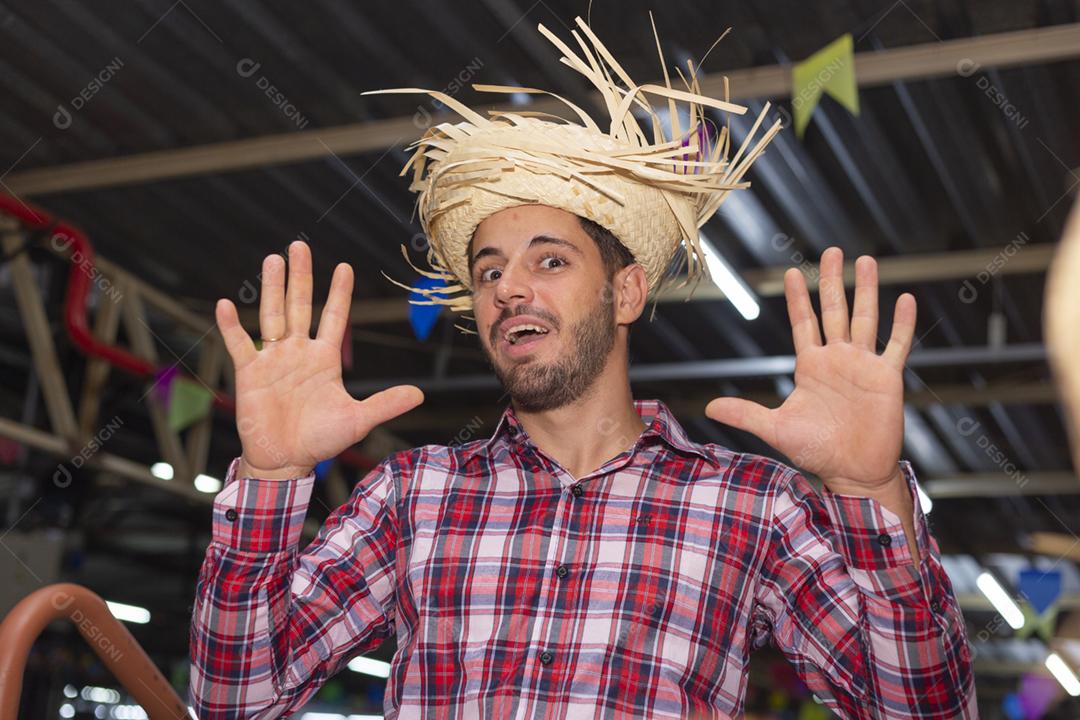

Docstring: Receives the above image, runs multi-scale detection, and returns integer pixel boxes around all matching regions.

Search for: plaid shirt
[189,398,976,719]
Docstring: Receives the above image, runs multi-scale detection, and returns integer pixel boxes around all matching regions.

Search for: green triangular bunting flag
[792,33,859,138]
[1015,602,1059,642]
[167,377,214,432]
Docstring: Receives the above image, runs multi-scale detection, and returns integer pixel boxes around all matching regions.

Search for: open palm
[215,241,424,478]
[705,247,915,490]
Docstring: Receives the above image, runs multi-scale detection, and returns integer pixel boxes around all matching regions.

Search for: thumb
[704,397,776,446]
[352,385,425,441]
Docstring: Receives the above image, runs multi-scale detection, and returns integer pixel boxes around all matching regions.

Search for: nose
[493,260,534,307]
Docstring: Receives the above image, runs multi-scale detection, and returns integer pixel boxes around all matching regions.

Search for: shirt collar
[478,398,712,462]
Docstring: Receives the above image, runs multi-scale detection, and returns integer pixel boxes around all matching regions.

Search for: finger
[351,385,426,442]
[316,263,354,346]
[883,293,918,371]
[784,267,821,353]
[259,253,286,341]
[818,247,850,343]
[704,397,777,448]
[850,255,879,351]
[286,240,314,337]
[215,298,257,368]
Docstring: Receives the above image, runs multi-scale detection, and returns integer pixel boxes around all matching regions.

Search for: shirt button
[876,532,892,547]
[539,651,553,666]
[931,600,943,613]
[555,564,569,579]
[225,509,238,522]
[571,485,584,497]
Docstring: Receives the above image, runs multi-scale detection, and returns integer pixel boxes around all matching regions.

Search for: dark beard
[485,300,616,413]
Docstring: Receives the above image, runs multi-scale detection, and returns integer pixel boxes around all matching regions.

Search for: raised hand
[215,241,424,479]
[704,247,916,493]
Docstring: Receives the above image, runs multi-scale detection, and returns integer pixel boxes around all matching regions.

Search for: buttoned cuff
[821,460,940,603]
[210,456,316,553]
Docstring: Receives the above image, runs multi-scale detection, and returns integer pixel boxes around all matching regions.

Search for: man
[189,16,976,719]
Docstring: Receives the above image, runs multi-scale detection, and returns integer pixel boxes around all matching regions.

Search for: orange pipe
[0,583,188,720]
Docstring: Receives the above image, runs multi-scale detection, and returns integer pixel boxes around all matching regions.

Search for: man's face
[469,205,619,413]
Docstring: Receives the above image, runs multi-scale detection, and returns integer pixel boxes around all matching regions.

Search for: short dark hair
[466,213,636,281]
[575,215,636,280]
[578,216,637,345]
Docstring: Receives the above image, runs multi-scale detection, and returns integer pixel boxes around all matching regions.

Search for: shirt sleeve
[188,454,401,719]
[750,460,978,719]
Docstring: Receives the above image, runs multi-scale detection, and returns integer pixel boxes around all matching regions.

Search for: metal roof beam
[9,23,1080,196]
[230,242,1057,326]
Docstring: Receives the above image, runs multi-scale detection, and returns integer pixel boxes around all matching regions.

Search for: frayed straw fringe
[362,11,781,330]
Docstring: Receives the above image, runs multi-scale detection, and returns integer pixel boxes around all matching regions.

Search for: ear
[612,263,648,325]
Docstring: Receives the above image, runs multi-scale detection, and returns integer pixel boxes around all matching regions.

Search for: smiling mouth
[506,326,548,344]
[499,329,552,356]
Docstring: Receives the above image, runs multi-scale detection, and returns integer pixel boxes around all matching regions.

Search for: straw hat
[362,14,782,331]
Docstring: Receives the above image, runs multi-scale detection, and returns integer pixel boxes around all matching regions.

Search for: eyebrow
[471,234,584,269]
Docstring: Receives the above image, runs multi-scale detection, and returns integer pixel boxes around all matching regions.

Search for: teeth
[504,323,550,344]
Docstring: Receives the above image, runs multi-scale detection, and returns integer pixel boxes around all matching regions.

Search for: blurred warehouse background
[1,0,1080,717]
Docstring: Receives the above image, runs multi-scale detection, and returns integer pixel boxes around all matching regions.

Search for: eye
[477,254,568,284]
[539,253,567,270]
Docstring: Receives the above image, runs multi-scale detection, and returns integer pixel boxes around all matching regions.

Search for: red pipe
[0,194,155,377]
[0,194,377,472]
